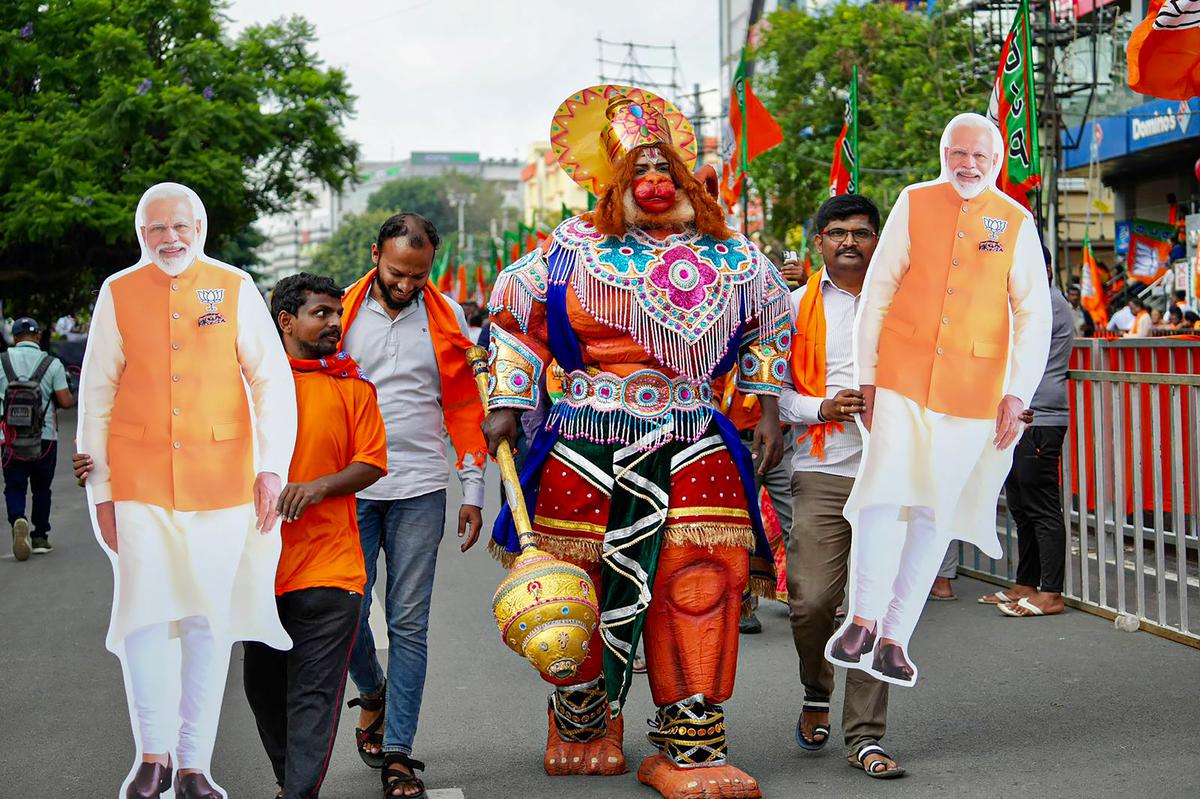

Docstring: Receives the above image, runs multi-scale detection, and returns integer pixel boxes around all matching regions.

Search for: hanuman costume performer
[482,86,791,799]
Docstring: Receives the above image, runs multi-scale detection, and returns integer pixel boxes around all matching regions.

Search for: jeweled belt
[547,368,715,448]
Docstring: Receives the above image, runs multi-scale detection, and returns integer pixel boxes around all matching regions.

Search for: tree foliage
[308,209,391,287]
[366,171,506,247]
[749,2,996,246]
[0,0,358,320]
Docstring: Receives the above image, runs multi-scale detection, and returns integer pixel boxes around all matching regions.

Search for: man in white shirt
[1107,299,1136,332]
[338,213,485,797]
[780,194,902,779]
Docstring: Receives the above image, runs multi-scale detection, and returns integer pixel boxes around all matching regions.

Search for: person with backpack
[1,317,75,560]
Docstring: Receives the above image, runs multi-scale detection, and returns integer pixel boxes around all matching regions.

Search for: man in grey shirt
[340,213,485,797]
[980,246,1071,617]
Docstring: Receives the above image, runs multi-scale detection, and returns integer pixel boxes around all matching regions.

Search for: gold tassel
[664,523,756,552]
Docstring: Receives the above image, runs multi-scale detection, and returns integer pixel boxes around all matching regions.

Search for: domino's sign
[1130,99,1196,152]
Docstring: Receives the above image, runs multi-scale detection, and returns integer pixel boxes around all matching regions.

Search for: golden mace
[465,346,598,679]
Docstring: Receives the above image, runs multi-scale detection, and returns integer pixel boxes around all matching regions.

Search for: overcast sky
[226,0,725,163]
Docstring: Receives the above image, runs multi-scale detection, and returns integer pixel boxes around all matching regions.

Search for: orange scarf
[788,270,842,460]
[339,269,486,469]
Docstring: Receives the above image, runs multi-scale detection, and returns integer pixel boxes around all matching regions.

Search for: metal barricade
[957,338,1200,649]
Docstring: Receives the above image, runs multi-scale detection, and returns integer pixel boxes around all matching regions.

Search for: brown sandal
[348,683,386,769]
[381,753,426,798]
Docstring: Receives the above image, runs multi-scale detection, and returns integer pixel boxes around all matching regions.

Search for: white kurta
[845,186,1052,557]
[79,261,296,651]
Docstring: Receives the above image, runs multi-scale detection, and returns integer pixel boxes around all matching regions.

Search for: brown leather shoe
[829,621,877,664]
[126,757,172,798]
[872,642,915,683]
[174,771,224,799]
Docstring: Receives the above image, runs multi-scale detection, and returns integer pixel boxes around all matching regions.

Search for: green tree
[0,0,358,320]
[366,171,506,250]
[308,209,391,287]
[749,2,996,245]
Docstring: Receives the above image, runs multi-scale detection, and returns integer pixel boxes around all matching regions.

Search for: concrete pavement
[1,410,1197,798]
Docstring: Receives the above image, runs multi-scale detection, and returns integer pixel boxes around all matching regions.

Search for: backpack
[1,351,53,461]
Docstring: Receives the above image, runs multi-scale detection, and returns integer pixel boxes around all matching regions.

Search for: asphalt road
[1,410,1197,798]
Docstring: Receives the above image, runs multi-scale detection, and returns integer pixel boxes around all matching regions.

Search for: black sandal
[849,742,906,779]
[795,700,831,751]
[381,753,427,799]
[348,683,386,769]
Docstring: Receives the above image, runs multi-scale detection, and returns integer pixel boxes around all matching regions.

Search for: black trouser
[3,439,56,537]
[243,587,362,798]
[1004,426,1068,594]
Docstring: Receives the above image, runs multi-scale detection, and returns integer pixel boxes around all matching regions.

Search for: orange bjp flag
[719,50,784,213]
[1080,236,1108,328]
[456,264,468,304]
[1128,0,1200,100]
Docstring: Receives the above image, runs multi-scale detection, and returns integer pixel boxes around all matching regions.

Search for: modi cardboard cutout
[825,114,1052,687]
[77,183,297,797]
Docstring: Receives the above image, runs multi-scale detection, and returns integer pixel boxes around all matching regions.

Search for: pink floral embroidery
[649,246,717,311]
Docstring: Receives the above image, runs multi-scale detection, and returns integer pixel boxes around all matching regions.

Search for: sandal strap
[349,681,387,712]
[384,753,426,773]
[801,699,831,714]
[857,743,892,771]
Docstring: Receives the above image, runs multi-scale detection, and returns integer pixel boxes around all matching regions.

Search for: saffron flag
[437,259,454,294]
[720,49,784,213]
[1127,219,1174,284]
[1080,235,1109,327]
[1128,0,1200,100]
[829,65,860,197]
[504,230,520,262]
[456,264,469,304]
[986,0,1041,211]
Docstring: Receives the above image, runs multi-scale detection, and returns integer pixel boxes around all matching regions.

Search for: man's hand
[457,504,483,552]
[254,472,283,533]
[276,479,329,523]
[73,452,93,486]
[861,385,877,432]
[819,389,866,423]
[994,395,1026,450]
[96,500,117,554]
[482,408,520,458]
[781,255,805,285]
[1020,408,1034,425]
[752,398,785,476]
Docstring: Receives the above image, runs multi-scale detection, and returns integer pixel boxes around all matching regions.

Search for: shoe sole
[12,519,30,561]
[31,546,52,554]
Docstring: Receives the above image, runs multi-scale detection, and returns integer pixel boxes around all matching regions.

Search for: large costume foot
[544,708,626,775]
[637,754,761,799]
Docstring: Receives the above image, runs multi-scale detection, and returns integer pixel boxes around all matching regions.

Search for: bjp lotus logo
[196,288,227,327]
[982,216,1008,241]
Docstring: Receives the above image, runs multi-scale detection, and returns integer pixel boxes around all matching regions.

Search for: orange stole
[339,269,486,469]
[107,261,254,511]
[875,184,1025,419]
[788,269,842,459]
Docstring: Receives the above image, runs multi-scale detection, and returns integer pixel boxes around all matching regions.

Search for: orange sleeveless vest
[875,183,1026,419]
[107,261,254,510]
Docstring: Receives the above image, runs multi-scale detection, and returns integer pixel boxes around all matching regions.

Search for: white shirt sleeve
[777,284,826,425]
[235,275,297,479]
[1006,217,1053,405]
[78,281,124,504]
[451,302,486,508]
[855,189,912,385]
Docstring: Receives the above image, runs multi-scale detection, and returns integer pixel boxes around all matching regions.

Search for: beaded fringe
[547,403,712,450]
[487,252,542,333]
[551,243,784,381]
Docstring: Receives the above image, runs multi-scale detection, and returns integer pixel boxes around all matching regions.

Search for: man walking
[981,247,1072,617]
[2,317,74,559]
[79,182,296,799]
[781,194,902,778]
[338,213,487,798]
[243,272,388,798]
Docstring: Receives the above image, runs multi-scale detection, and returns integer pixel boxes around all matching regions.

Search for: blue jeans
[347,491,447,755]
[4,439,56,537]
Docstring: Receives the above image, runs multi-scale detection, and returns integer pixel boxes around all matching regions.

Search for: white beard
[151,245,197,276]
[950,174,989,200]
[621,188,696,232]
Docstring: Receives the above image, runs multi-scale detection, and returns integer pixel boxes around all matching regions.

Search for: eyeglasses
[819,228,876,243]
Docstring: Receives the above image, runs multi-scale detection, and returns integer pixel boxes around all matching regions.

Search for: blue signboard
[1060,97,1200,172]
[1115,220,1131,256]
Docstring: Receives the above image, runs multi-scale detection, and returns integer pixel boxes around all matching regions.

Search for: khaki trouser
[786,470,889,750]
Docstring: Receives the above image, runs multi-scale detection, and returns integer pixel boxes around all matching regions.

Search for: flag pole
[739,48,749,236]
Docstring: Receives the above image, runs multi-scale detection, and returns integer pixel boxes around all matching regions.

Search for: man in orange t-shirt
[245,272,388,799]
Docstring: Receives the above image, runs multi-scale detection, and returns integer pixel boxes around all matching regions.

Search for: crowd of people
[0,104,1123,799]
